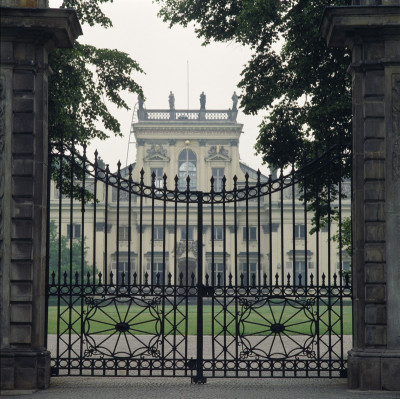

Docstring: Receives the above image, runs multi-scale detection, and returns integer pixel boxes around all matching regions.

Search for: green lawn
[47,302,352,336]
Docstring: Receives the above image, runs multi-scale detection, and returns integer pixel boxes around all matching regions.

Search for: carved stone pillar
[0,4,81,391]
[321,4,400,390]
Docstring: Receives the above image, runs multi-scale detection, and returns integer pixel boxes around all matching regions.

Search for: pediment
[144,153,170,162]
[205,153,231,162]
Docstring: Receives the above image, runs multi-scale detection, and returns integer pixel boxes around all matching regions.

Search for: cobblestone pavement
[2,377,400,399]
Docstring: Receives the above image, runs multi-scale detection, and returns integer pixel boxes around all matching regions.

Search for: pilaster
[321,4,400,390]
[0,5,81,391]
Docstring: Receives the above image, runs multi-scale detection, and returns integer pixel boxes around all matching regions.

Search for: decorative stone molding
[392,75,400,181]
[205,145,231,162]
[144,144,169,161]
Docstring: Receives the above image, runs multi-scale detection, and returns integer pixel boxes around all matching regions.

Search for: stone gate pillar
[321,2,400,390]
[0,2,81,391]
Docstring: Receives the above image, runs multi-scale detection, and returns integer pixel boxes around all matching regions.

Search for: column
[0,4,81,391]
[321,3,400,390]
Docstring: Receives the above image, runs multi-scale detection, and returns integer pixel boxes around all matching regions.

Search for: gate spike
[163,173,167,189]
[168,272,172,286]
[133,272,137,286]
[75,271,79,286]
[275,273,279,287]
[156,272,160,286]
[240,273,244,287]
[287,273,291,287]
[263,273,267,287]
[110,271,114,286]
[51,271,55,286]
[144,272,149,286]
[140,168,145,185]
[205,273,209,287]
[344,273,350,287]
[322,273,326,287]
[310,273,314,287]
[98,272,102,286]
[333,273,338,287]
[86,271,91,286]
[179,272,183,286]
[121,272,126,286]
[229,273,233,287]
[217,273,221,287]
[191,272,195,286]
[251,273,256,287]
[298,273,302,287]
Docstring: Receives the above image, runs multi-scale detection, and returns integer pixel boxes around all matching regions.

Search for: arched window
[178,149,197,190]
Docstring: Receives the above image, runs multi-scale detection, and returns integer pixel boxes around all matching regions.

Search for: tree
[49,1,144,200]
[49,0,144,146]
[155,0,352,169]
[48,220,93,284]
[155,0,352,234]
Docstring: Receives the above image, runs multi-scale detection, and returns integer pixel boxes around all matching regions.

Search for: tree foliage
[155,0,352,169]
[48,220,92,282]
[49,0,144,146]
[49,0,144,200]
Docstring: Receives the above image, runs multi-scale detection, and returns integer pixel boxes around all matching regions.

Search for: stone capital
[0,7,82,49]
[320,6,400,48]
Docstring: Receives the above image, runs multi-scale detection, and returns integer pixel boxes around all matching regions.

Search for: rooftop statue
[200,92,206,110]
[138,95,144,110]
[169,91,175,110]
[232,91,238,111]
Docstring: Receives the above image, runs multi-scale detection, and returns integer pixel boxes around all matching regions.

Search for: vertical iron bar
[268,175,273,286]
[222,177,227,376]
[128,165,132,287]
[80,147,86,375]
[56,139,63,374]
[233,176,239,377]
[139,170,144,285]
[245,173,249,288]
[93,152,98,291]
[195,191,205,383]
[151,172,155,285]
[257,171,261,286]
[292,165,296,287]
[116,162,121,288]
[161,174,167,376]
[327,152,332,377]
[44,135,51,349]
[68,146,74,374]
[104,166,109,287]
[280,169,284,286]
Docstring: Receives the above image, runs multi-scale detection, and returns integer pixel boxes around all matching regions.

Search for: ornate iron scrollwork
[237,297,317,360]
[83,296,163,359]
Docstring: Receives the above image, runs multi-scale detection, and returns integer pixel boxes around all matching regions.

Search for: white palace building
[49,92,351,287]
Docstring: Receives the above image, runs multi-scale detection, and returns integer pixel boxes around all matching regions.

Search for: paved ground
[2,377,400,399]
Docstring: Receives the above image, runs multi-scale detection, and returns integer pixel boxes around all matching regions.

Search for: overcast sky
[49,0,268,174]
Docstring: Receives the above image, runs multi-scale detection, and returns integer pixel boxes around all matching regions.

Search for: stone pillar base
[348,349,400,390]
[0,349,51,391]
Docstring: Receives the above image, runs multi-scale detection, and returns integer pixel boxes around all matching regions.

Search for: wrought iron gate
[46,142,352,381]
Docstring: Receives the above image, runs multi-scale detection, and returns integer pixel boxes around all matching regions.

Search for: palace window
[178,149,197,190]
[240,262,258,285]
[213,226,224,241]
[294,224,306,239]
[243,226,257,241]
[118,226,130,241]
[153,226,164,241]
[67,224,81,239]
[150,167,164,188]
[212,168,225,192]
[209,262,225,286]
[181,226,194,241]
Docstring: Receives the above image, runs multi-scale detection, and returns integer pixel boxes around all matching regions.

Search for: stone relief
[208,145,229,158]
[146,144,168,159]
[392,75,400,182]
[176,240,198,257]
